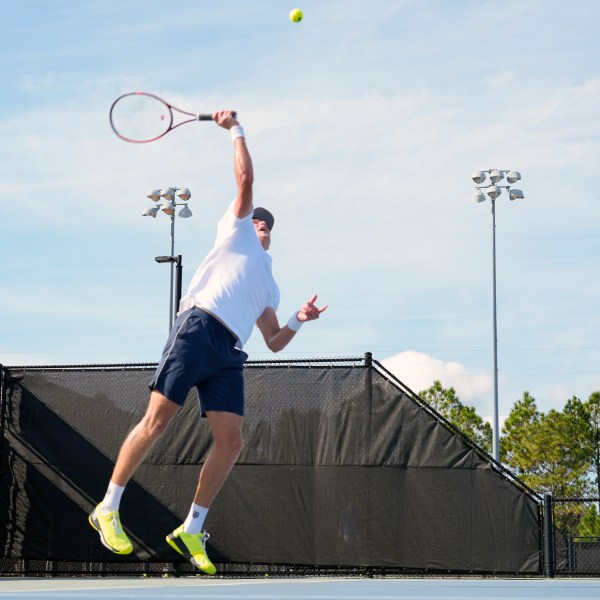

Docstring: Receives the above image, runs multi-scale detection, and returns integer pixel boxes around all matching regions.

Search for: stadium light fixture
[160,187,175,201]
[143,186,193,331]
[177,187,191,201]
[489,169,504,184]
[506,171,521,184]
[161,200,176,216]
[471,190,486,203]
[178,204,193,218]
[470,169,525,464]
[487,185,501,200]
[142,206,159,218]
[509,189,524,201]
[146,189,161,202]
[471,171,487,184]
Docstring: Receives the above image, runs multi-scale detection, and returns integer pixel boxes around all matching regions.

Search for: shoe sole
[88,510,132,555]
[166,532,216,575]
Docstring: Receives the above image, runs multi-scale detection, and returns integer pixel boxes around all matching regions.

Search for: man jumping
[88,110,327,574]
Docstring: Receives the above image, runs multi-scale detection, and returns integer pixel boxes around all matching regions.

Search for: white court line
[1,577,600,599]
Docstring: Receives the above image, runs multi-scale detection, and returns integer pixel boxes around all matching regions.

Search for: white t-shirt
[178,202,280,347]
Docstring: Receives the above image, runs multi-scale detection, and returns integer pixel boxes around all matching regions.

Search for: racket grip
[197,112,237,121]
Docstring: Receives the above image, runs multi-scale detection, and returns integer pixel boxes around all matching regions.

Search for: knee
[141,412,173,440]
[141,392,179,440]
[215,430,243,462]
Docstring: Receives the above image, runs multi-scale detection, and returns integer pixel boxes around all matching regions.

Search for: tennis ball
[289,8,303,23]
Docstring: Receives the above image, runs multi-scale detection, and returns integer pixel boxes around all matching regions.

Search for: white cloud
[381,350,492,408]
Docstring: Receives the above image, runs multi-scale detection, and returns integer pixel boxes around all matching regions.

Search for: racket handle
[196,112,238,121]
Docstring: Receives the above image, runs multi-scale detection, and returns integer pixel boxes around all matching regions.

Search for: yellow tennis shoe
[88,504,133,555]
[166,525,216,575]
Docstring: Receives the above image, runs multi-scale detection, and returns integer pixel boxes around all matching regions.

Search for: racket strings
[110,94,173,143]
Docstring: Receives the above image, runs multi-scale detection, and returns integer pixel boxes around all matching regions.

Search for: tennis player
[88,110,327,574]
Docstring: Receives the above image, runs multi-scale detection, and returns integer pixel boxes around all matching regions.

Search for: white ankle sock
[101,482,125,514]
[183,503,209,534]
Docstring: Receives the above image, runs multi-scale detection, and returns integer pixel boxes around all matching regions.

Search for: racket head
[109,92,174,143]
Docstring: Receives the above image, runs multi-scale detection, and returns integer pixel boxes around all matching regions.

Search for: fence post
[364,352,373,464]
[0,367,6,481]
[543,493,555,578]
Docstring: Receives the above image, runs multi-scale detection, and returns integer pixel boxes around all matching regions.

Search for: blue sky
[1,0,598,423]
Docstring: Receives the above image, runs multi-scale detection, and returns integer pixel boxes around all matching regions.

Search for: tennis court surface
[0,577,599,600]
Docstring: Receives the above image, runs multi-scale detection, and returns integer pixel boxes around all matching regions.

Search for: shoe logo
[193,511,199,519]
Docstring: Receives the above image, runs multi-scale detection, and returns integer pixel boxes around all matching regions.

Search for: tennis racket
[109,92,235,143]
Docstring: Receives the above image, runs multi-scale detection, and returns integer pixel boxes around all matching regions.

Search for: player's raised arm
[213,110,253,219]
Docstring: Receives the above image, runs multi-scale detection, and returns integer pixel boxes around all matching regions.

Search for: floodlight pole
[471,169,524,464]
[169,214,175,329]
[490,198,500,463]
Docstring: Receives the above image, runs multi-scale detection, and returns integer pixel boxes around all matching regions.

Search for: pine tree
[419,380,492,453]
[500,391,539,475]
[577,504,600,539]
[501,392,591,497]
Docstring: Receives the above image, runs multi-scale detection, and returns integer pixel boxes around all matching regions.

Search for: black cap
[252,207,274,231]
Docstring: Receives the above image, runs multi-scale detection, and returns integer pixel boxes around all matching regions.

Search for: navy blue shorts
[149,307,248,416]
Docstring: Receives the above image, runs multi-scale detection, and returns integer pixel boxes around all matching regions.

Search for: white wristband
[287,312,303,332]
[230,125,244,141]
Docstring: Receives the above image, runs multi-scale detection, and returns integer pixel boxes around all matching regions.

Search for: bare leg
[193,411,243,508]
[111,390,180,486]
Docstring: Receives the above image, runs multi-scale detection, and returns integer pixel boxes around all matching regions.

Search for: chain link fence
[553,498,600,576]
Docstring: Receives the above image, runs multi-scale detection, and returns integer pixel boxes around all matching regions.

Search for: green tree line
[419,382,600,538]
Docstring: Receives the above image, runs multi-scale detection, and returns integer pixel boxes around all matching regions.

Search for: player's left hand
[297,294,328,322]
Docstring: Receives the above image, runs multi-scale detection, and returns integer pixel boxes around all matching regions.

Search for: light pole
[143,187,192,330]
[471,169,524,463]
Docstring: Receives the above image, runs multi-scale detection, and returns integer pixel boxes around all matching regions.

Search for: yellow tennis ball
[289,8,303,23]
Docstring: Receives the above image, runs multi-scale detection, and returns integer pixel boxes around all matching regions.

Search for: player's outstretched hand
[213,110,239,130]
[297,294,328,323]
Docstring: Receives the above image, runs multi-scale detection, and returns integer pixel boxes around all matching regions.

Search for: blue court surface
[0,577,599,600]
